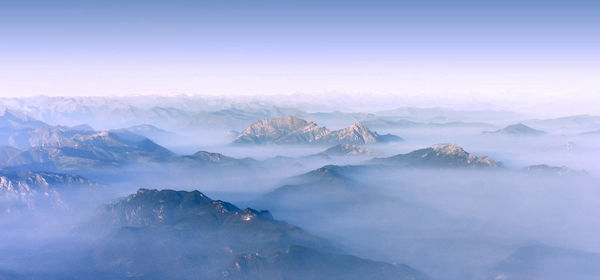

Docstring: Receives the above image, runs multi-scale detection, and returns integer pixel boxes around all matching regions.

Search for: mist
[0,96,598,280]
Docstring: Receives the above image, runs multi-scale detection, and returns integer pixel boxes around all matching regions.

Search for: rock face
[371,144,499,168]
[233,116,402,145]
[485,123,546,136]
[83,189,429,280]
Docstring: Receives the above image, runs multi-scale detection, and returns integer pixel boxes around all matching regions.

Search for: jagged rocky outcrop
[233,116,402,145]
[484,123,546,136]
[81,189,428,280]
[371,144,499,168]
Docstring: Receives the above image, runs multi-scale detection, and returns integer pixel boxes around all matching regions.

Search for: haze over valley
[2,0,599,278]
[0,95,598,280]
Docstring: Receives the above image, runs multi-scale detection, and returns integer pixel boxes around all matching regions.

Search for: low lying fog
[1,113,599,280]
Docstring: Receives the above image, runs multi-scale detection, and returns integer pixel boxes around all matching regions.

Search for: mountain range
[233,116,402,145]
[75,188,430,280]
[371,144,500,168]
[0,169,95,211]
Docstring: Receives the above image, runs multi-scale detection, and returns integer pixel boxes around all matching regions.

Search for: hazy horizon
[1,1,599,280]
[1,0,599,116]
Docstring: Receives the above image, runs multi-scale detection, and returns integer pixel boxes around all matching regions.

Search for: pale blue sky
[1,0,599,103]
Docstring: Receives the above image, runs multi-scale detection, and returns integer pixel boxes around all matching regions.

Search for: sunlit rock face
[233,116,402,145]
[371,144,500,168]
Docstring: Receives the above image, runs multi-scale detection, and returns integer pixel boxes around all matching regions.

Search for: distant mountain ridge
[371,144,500,168]
[0,169,95,210]
[485,123,546,136]
[233,116,402,145]
[5,130,174,169]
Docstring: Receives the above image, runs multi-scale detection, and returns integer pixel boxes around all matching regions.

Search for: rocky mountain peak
[431,144,468,156]
[372,144,499,168]
[104,189,276,227]
[234,116,401,145]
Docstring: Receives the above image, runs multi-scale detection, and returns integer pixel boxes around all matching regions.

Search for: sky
[0,0,599,110]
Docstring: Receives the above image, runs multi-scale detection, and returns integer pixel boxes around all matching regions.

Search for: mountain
[484,123,546,136]
[0,169,94,210]
[79,188,428,280]
[489,245,600,280]
[256,164,371,211]
[233,116,402,145]
[329,123,401,144]
[375,107,522,123]
[316,144,381,157]
[261,144,499,210]
[27,125,99,147]
[177,151,258,167]
[0,109,48,130]
[0,109,50,148]
[6,130,174,169]
[371,144,500,168]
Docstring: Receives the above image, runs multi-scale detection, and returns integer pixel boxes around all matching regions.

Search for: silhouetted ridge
[485,123,546,135]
